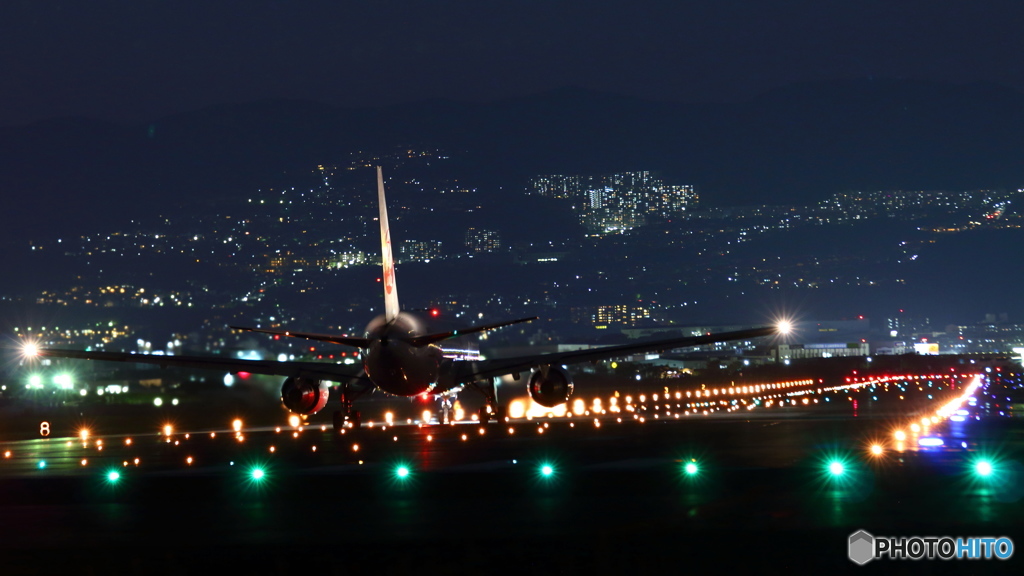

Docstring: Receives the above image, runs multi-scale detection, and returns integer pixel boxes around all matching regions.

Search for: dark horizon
[4,1,1024,127]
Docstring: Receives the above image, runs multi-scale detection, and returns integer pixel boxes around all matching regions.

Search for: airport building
[777,342,870,361]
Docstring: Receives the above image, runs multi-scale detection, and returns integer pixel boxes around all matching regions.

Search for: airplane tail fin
[377,167,400,323]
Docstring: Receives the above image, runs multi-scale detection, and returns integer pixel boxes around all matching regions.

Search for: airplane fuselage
[362,312,442,396]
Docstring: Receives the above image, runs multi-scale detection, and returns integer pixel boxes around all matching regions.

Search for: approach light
[870,444,883,456]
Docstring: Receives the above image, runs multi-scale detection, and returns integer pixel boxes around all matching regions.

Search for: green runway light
[396,466,410,479]
[540,464,554,477]
[975,460,994,477]
[684,461,699,475]
[828,460,845,476]
[107,471,120,482]
[251,468,265,481]
[37,460,46,469]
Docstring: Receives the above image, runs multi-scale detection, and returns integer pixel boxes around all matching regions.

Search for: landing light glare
[22,342,39,359]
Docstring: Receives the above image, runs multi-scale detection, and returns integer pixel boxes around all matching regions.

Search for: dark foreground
[1,412,1022,575]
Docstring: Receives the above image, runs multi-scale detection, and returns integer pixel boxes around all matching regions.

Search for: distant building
[778,343,870,361]
[571,304,651,328]
[530,171,698,236]
[465,228,501,253]
[399,240,442,263]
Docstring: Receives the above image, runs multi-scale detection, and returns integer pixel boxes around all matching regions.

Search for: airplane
[26,167,787,429]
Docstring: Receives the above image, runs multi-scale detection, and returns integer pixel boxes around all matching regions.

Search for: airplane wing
[405,316,539,347]
[33,348,362,383]
[228,325,371,348]
[232,317,538,349]
[447,325,780,384]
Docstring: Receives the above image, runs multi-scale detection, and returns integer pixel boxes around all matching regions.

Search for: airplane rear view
[28,167,785,429]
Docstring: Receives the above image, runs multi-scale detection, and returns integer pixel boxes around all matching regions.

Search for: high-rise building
[464,228,501,253]
[530,171,698,235]
[399,240,443,263]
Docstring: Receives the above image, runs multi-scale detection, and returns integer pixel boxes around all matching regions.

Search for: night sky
[3,0,1024,127]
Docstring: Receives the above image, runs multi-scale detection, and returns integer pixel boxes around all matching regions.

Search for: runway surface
[1,372,1022,574]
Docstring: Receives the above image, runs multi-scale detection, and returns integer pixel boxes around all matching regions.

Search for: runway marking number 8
[40,422,50,437]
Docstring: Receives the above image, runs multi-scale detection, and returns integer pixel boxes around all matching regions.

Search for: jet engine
[528,365,574,407]
[280,377,330,415]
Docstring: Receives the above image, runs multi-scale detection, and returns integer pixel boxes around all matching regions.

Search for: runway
[1,372,1022,574]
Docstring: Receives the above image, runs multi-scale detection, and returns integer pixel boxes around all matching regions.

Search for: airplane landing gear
[333,380,367,432]
[440,396,454,424]
[470,378,506,425]
[332,408,363,432]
